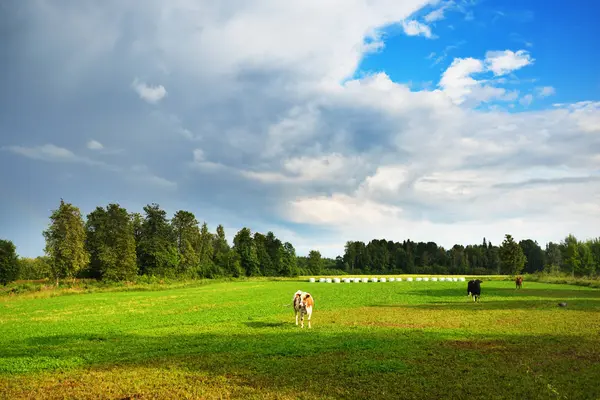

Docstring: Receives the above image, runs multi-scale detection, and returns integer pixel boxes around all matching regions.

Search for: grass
[1,279,599,399]
[522,273,600,289]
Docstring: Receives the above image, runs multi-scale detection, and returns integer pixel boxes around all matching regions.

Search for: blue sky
[357,0,600,107]
[1,0,599,259]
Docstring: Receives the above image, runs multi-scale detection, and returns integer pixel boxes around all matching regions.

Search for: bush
[18,257,52,280]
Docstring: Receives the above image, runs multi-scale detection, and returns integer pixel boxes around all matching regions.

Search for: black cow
[467,279,482,302]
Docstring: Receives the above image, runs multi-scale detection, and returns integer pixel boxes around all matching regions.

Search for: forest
[1,199,599,285]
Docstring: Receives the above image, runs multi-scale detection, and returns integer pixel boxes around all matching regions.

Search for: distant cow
[467,279,482,302]
[292,290,314,329]
[515,276,523,289]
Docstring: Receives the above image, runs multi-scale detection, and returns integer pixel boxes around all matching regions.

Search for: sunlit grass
[1,279,599,399]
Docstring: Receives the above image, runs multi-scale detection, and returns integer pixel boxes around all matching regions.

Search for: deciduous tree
[43,199,89,285]
[171,211,201,275]
[137,203,179,277]
[0,239,19,285]
[85,204,138,281]
[233,227,260,276]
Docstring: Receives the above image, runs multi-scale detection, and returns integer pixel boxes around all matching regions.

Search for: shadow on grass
[243,321,287,328]
[400,286,600,303]
[369,298,600,312]
[1,328,600,399]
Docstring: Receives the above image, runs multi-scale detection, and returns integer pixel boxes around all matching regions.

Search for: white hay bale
[326,278,332,283]
[319,278,326,283]
[406,277,413,282]
[333,278,341,283]
[416,277,423,282]
[380,278,387,282]
[309,278,316,283]
[459,277,466,282]
[389,277,396,282]
[396,277,402,281]
[370,277,378,282]
[452,277,458,282]
[423,277,429,281]
[362,278,369,283]
[438,277,445,281]
[354,278,361,283]
[430,277,438,281]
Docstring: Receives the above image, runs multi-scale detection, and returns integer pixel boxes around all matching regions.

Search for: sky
[1,0,599,259]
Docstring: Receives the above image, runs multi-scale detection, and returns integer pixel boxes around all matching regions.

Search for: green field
[1,279,600,399]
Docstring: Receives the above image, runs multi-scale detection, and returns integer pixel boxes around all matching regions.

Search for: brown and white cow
[293,290,314,328]
[515,276,523,289]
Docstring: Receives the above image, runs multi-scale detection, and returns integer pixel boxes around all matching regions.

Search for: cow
[292,290,314,328]
[467,279,482,302]
[515,276,523,289]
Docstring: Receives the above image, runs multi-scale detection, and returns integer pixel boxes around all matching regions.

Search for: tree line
[0,199,599,285]
[335,234,599,277]
[2,200,301,285]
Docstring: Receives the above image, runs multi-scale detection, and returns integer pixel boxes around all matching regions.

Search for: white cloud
[132,78,167,104]
[439,49,533,105]
[242,153,365,184]
[87,140,104,150]
[401,20,434,39]
[438,57,485,104]
[563,102,600,133]
[424,7,447,23]
[520,94,533,107]
[536,86,556,98]
[357,165,410,198]
[5,144,78,162]
[288,194,403,226]
[484,50,534,76]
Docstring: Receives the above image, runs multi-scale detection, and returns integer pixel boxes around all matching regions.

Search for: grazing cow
[515,276,523,289]
[467,279,482,302]
[292,290,314,328]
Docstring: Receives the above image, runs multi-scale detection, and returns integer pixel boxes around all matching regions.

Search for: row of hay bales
[309,277,467,283]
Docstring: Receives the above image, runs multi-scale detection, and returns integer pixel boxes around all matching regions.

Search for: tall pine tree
[499,234,527,275]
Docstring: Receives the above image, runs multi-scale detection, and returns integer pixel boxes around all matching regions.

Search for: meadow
[1,277,599,399]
